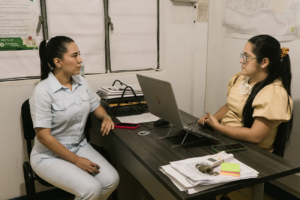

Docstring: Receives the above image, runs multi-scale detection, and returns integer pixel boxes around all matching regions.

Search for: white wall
[206,0,300,197]
[0,1,208,199]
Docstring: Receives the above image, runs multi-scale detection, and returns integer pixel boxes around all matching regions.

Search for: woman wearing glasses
[198,35,293,154]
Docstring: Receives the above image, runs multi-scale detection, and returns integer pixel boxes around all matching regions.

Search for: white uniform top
[29,72,100,167]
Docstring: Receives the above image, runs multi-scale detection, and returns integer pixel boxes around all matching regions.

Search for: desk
[104,110,300,200]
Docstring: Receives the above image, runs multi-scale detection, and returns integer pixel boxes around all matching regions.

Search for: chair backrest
[272,120,293,158]
[21,99,36,159]
[21,99,36,141]
[21,99,93,159]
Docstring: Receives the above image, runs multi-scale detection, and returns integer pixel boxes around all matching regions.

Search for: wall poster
[223,0,300,41]
[0,0,41,51]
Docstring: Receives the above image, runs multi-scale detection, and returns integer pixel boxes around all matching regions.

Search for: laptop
[137,74,219,141]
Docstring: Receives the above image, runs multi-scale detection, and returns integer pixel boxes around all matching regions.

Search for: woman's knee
[111,170,120,190]
[78,181,102,200]
[110,168,120,189]
[101,169,120,193]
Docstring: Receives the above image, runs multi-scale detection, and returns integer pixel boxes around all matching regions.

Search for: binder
[98,80,148,116]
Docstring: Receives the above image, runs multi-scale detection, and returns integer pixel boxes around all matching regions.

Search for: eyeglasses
[240,53,257,64]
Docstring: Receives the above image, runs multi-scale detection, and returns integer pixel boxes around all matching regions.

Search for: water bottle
[80,62,85,78]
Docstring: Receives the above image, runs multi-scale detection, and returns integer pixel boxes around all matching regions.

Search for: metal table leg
[253,183,264,200]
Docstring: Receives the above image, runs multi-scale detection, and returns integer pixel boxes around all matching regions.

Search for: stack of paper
[97,85,143,99]
[220,163,240,177]
[159,155,259,194]
[116,113,160,123]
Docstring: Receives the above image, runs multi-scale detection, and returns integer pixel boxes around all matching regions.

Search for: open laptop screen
[137,74,184,129]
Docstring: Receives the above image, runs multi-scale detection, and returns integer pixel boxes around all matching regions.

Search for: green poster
[0,37,38,51]
[0,0,41,51]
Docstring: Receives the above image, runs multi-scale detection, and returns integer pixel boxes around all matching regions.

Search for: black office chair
[21,99,116,200]
[263,120,293,199]
[272,120,293,158]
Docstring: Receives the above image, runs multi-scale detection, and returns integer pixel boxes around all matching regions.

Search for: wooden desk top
[109,110,300,200]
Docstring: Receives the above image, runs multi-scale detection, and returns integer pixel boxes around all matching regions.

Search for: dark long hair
[39,36,74,80]
[242,35,293,157]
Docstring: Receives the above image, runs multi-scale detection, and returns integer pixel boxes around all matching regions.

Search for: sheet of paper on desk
[159,165,224,194]
[160,155,259,194]
[170,156,258,186]
[116,113,160,123]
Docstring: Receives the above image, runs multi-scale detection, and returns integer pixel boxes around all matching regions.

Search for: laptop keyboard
[183,124,219,141]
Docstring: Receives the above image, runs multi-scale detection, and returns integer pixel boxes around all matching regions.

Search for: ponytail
[38,36,74,80]
[39,40,50,80]
[280,55,292,96]
[242,35,293,157]
[272,54,293,157]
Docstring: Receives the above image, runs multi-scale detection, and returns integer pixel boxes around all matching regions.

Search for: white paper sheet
[0,0,41,50]
[223,0,300,42]
[116,113,159,123]
[160,154,259,194]
[160,165,224,194]
[0,0,43,79]
[169,156,259,186]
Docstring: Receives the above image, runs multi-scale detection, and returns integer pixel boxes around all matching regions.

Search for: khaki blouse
[220,73,293,151]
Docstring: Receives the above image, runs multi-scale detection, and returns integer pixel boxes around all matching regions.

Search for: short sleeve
[227,73,242,96]
[252,84,293,122]
[80,77,100,112]
[29,84,52,128]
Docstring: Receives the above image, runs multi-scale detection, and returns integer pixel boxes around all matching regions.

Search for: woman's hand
[74,157,100,174]
[101,116,114,136]
[204,111,220,129]
[198,115,209,127]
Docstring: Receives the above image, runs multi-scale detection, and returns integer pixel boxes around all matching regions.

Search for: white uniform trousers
[31,143,119,200]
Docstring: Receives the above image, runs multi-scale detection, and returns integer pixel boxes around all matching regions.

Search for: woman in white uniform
[30,36,119,200]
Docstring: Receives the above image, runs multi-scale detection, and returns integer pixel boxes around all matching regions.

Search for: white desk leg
[253,183,264,200]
